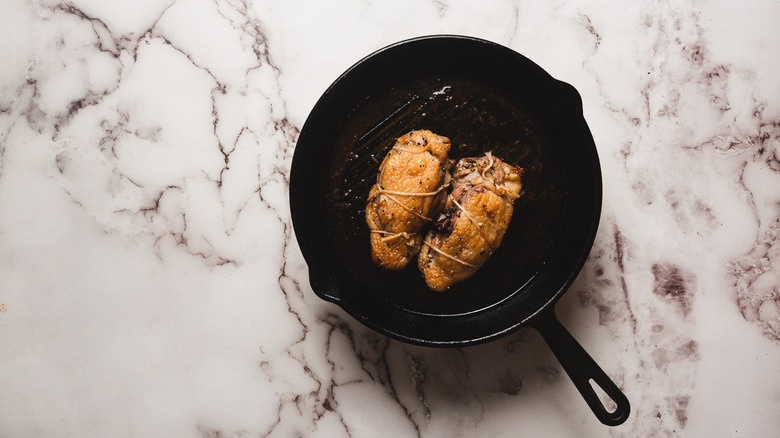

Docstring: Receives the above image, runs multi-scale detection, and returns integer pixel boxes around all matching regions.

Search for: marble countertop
[2,0,779,436]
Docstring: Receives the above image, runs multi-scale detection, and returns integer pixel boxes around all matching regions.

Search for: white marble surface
[1,0,779,436]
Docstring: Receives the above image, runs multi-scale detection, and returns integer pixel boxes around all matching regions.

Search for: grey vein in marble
[1,0,779,437]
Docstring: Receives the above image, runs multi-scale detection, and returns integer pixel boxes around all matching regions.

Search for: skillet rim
[289,34,602,346]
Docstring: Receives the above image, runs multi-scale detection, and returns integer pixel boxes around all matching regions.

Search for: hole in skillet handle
[530,306,631,426]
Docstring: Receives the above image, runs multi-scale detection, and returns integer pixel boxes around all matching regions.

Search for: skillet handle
[530,307,630,426]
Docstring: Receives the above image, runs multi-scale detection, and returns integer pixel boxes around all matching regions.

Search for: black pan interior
[290,36,601,345]
[328,74,565,315]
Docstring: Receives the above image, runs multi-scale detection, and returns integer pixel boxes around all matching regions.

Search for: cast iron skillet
[289,35,630,426]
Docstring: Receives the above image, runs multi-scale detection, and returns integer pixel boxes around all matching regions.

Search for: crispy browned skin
[366,130,451,270]
[418,153,523,291]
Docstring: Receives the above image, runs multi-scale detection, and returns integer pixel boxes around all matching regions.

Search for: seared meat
[418,153,523,291]
[366,130,451,270]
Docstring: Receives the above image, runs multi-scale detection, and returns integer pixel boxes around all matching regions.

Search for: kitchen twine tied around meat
[421,152,524,268]
[368,182,449,242]
[370,185,481,269]
[369,143,449,244]
[370,147,517,268]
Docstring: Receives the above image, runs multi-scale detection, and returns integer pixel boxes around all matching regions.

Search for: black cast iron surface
[289,35,630,426]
